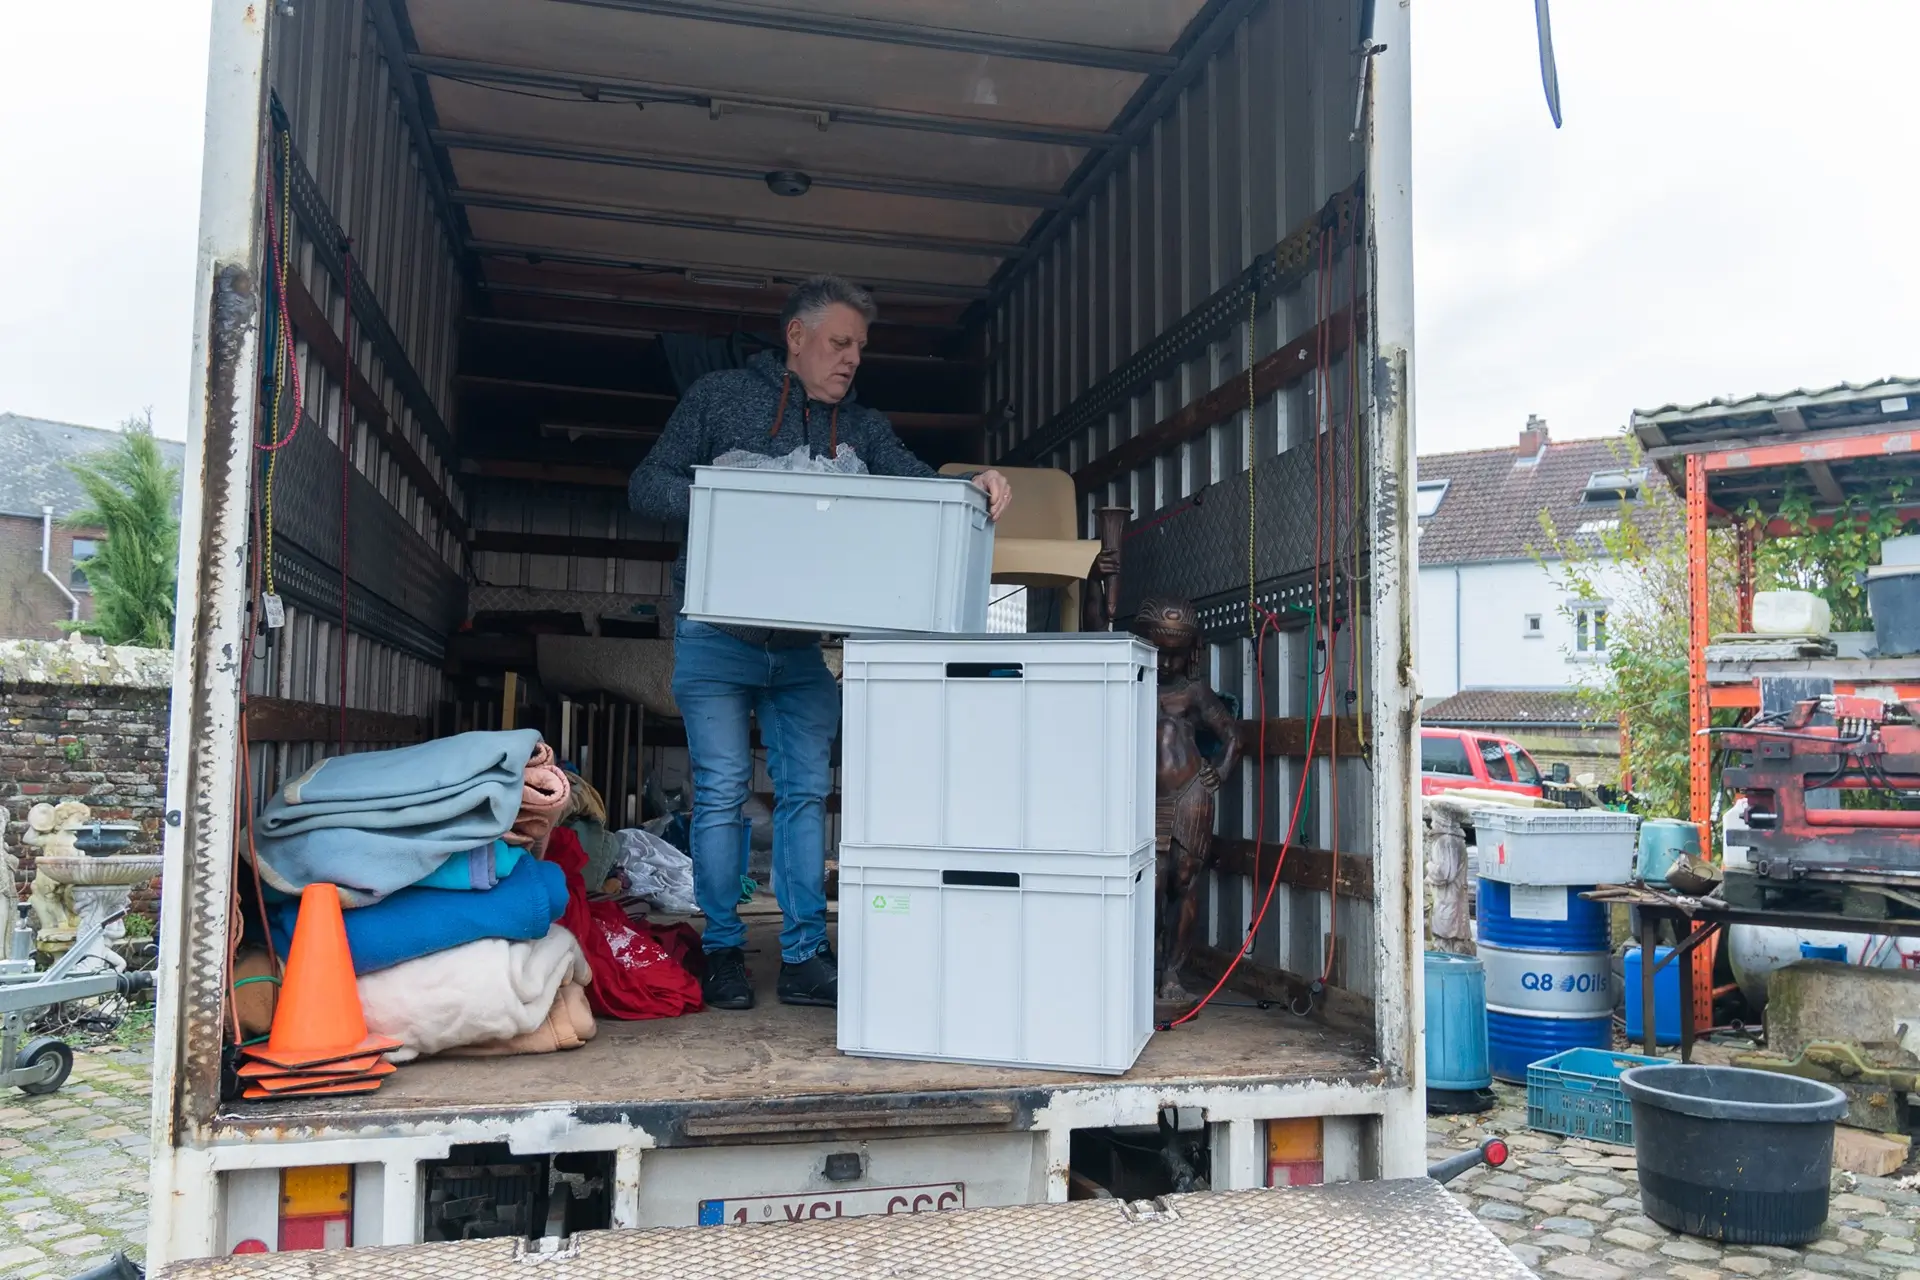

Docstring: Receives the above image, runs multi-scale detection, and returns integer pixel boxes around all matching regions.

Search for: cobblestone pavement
[0,1047,153,1279]
[0,1050,1916,1278]
[1437,1084,1920,1279]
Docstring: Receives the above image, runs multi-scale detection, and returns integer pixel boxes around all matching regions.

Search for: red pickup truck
[1419,727,1545,799]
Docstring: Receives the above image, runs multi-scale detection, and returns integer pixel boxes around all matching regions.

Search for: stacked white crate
[837,633,1158,1074]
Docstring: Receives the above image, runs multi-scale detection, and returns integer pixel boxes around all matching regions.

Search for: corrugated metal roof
[0,414,187,521]
[1631,377,1920,428]
[1630,377,1920,509]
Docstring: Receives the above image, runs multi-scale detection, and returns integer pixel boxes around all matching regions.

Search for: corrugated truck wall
[468,477,675,599]
[247,0,468,793]
[987,0,1376,1003]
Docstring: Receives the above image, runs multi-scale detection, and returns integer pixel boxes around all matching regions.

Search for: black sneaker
[702,946,754,1010]
[778,946,838,1007]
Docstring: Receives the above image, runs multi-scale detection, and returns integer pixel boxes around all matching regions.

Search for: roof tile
[1422,688,1607,727]
[1417,433,1641,566]
[0,414,186,521]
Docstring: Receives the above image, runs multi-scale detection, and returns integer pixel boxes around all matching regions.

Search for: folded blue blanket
[269,855,569,975]
[253,729,541,906]
[412,840,526,892]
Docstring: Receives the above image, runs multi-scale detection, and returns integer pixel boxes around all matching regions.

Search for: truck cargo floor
[216,919,1378,1133]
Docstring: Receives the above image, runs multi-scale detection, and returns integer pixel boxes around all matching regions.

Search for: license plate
[698,1182,965,1226]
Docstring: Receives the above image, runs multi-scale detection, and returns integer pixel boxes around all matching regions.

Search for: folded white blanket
[359,924,591,1062]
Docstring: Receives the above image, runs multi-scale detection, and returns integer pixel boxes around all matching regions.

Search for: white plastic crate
[1472,809,1640,886]
[841,634,1156,855]
[683,467,994,634]
[837,844,1155,1074]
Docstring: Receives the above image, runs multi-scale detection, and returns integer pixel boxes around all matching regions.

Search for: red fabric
[545,828,704,1020]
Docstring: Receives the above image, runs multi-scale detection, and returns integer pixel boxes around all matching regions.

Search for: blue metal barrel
[1425,951,1492,1093]
[1477,879,1608,950]
[1477,877,1612,1082]
[1487,1008,1612,1081]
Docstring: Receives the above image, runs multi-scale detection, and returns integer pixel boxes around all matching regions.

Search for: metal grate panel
[1118,433,1365,620]
[263,417,465,660]
[1192,569,1365,645]
[158,1180,1532,1279]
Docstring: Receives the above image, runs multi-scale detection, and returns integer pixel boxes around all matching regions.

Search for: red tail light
[1484,1138,1509,1167]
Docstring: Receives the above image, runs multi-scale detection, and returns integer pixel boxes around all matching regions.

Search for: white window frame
[1571,599,1610,659]
[1582,468,1646,503]
[70,537,99,593]
[1415,479,1449,520]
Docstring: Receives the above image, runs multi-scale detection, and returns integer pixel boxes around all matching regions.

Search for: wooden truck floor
[217,919,1379,1132]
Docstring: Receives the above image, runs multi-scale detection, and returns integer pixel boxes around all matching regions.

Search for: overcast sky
[1,2,1912,452]
[1412,0,1919,453]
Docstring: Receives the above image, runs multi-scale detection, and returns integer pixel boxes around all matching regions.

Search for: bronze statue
[1133,598,1242,1002]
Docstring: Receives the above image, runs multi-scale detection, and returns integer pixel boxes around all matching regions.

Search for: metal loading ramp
[158,1180,1533,1279]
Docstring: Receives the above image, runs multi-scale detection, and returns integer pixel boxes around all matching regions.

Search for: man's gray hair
[780,274,878,331]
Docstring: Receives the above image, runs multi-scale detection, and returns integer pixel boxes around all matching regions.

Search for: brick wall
[0,640,173,917]
[0,512,103,641]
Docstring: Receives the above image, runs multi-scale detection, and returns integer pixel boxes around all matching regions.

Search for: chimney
[1516,415,1549,466]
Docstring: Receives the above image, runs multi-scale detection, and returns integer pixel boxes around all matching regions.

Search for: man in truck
[630,274,1012,1013]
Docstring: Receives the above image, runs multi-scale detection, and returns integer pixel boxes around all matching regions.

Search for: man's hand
[1199,763,1221,793]
[971,469,1013,522]
[1093,547,1121,577]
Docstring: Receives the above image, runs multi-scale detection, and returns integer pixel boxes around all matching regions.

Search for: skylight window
[1416,479,1449,521]
[1582,468,1645,503]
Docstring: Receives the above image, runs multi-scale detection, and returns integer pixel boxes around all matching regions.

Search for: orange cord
[1165,607,1336,1029]
[1168,225,1358,1026]
[767,371,841,453]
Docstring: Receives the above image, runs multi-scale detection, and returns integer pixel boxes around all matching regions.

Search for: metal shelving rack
[1632,378,1920,834]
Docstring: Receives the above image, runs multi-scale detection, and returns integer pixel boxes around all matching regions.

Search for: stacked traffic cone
[239,884,401,1099]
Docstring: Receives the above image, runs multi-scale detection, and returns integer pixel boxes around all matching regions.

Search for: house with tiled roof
[0,413,186,640]
[1417,418,1643,783]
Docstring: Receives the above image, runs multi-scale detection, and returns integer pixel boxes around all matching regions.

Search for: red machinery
[1720,695,1920,915]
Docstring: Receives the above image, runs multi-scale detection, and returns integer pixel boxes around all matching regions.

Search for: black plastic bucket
[1619,1064,1847,1245]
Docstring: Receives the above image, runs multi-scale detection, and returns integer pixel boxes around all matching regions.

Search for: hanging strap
[770,372,793,439]
[769,370,841,454]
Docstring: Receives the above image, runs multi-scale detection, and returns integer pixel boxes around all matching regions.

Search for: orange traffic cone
[241,1071,389,1100]
[242,1059,396,1097]
[237,1051,389,1082]
[243,884,401,1072]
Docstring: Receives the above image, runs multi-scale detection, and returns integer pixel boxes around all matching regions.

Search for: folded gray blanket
[253,729,542,906]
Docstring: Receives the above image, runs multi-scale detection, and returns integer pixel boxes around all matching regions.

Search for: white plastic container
[683,467,994,634]
[1723,796,1752,873]
[1881,533,1920,568]
[837,844,1155,1074]
[1752,590,1832,636]
[841,634,1156,855]
[1472,809,1640,886]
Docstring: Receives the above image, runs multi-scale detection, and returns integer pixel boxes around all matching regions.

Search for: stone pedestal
[33,855,162,972]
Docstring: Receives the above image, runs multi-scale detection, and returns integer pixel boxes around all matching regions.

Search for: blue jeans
[671,619,839,964]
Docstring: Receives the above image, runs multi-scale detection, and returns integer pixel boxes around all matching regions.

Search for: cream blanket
[359,924,591,1062]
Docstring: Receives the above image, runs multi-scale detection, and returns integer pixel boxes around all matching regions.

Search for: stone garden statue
[0,812,16,961]
[23,802,85,940]
[1132,598,1242,1002]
